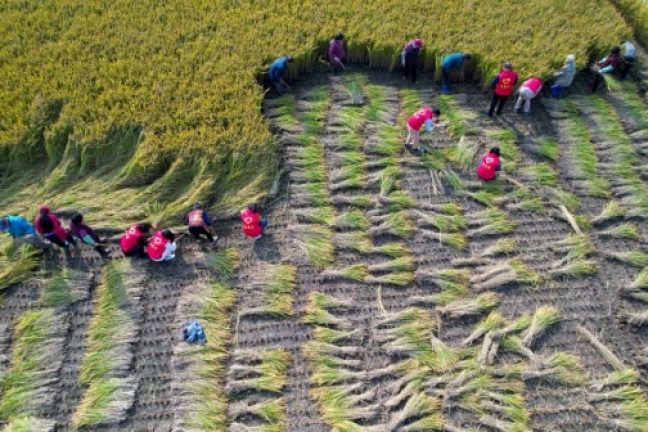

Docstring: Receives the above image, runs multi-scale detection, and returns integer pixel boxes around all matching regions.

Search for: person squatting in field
[590,46,621,92]
[329,32,345,74]
[120,223,152,258]
[488,62,518,117]
[269,55,294,94]
[186,202,217,243]
[0,215,34,239]
[404,106,441,157]
[241,204,268,240]
[34,205,76,249]
[548,54,576,98]
[513,77,543,115]
[476,147,502,182]
[401,38,423,83]
[147,229,177,262]
[70,212,109,258]
[441,52,472,94]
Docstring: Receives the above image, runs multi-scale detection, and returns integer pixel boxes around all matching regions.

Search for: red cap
[415,38,423,48]
[38,204,50,213]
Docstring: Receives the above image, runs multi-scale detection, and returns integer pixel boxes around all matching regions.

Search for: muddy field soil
[1,70,648,431]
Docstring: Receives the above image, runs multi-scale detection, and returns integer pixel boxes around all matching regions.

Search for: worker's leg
[496,95,509,115]
[45,233,66,248]
[403,59,410,79]
[410,128,420,149]
[621,58,634,80]
[405,125,415,146]
[513,94,523,112]
[203,227,215,242]
[523,94,532,114]
[591,73,602,92]
[487,94,497,117]
[441,68,450,92]
[410,61,417,83]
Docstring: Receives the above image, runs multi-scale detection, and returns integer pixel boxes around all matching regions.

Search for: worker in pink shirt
[513,77,543,115]
[404,106,441,156]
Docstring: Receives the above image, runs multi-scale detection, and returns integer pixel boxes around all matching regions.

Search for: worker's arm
[81,234,96,246]
[491,76,499,89]
[203,211,212,226]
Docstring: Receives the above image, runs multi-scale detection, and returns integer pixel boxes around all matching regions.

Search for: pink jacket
[522,77,543,95]
[407,107,433,130]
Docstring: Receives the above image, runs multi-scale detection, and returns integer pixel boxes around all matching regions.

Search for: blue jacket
[442,52,466,71]
[269,56,289,82]
[1,215,35,238]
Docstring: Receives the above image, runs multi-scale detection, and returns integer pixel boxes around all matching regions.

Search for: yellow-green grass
[0,238,40,293]
[0,1,632,224]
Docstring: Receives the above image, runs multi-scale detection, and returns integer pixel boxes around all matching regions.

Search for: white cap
[566,54,575,63]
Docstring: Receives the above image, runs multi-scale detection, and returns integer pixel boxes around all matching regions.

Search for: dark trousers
[591,73,603,92]
[124,244,146,258]
[621,57,635,80]
[189,225,214,242]
[488,94,509,116]
[45,231,75,248]
[404,57,418,83]
[441,68,451,86]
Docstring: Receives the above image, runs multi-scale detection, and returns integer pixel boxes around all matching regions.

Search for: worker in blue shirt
[269,56,294,94]
[0,215,35,239]
[441,52,471,94]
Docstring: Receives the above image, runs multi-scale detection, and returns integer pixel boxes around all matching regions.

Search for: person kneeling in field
[513,77,543,115]
[70,212,109,258]
[549,54,576,98]
[186,202,217,243]
[329,32,345,74]
[241,204,268,240]
[34,205,76,249]
[269,55,294,95]
[476,147,502,182]
[488,62,518,117]
[441,52,471,94]
[404,106,441,157]
[120,223,152,258]
[147,229,177,262]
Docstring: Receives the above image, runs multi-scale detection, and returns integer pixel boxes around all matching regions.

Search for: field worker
[476,147,502,182]
[34,205,76,249]
[590,46,621,93]
[147,229,177,262]
[120,223,152,258]
[404,106,441,156]
[186,202,217,243]
[488,62,518,117]
[0,215,34,239]
[241,204,268,240]
[269,55,294,94]
[620,41,636,80]
[329,32,345,74]
[549,54,576,98]
[441,52,472,94]
[513,77,543,115]
[401,38,423,84]
[70,212,109,258]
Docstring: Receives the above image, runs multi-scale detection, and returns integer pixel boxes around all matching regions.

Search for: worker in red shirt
[34,205,76,248]
[146,229,177,262]
[404,106,441,156]
[476,147,502,182]
[488,62,518,117]
[241,204,268,240]
[119,223,152,258]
